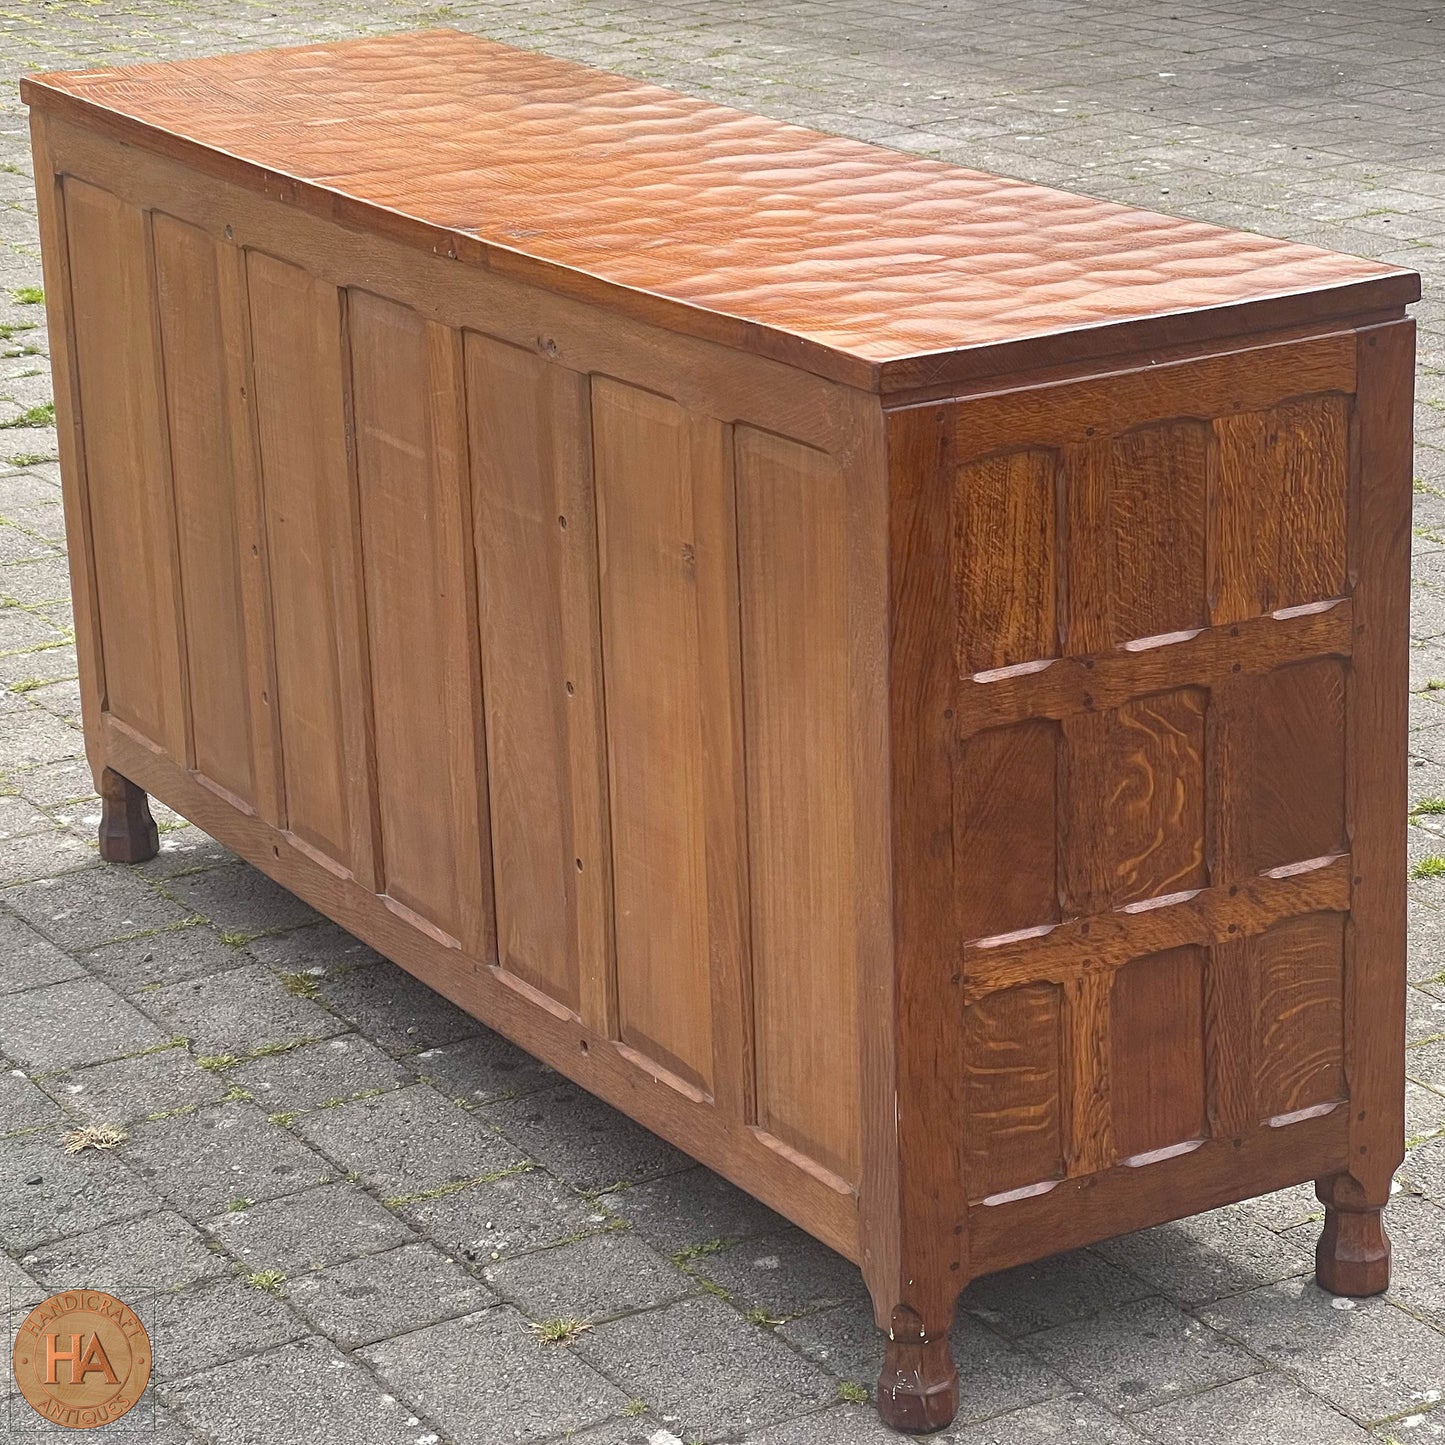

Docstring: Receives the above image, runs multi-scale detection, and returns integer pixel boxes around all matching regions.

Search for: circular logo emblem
[11,1290,151,1430]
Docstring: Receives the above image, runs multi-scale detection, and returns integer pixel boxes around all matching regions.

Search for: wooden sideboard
[23,30,1418,1431]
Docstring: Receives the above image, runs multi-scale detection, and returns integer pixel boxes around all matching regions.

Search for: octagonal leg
[98,767,159,863]
[1316,1172,1391,1297]
[876,1303,958,1433]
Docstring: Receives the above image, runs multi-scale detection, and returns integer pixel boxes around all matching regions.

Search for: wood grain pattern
[152,213,253,803]
[246,252,374,880]
[63,180,187,756]
[592,377,715,1096]
[953,448,1058,674]
[1111,945,1207,1158]
[962,984,1064,1201]
[738,426,859,1183]
[467,336,610,1016]
[954,720,1059,941]
[348,291,491,949]
[1256,911,1346,1121]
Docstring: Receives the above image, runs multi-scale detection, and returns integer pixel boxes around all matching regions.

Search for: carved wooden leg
[1316,1172,1391,1297]
[97,767,159,863]
[876,1303,958,1433]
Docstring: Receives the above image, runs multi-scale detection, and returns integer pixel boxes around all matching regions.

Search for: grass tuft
[528,1317,591,1345]
[0,402,54,431]
[278,970,321,999]
[1413,856,1445,879]
[244,1269,286,1294]
[197,1054,240,1073]
[839,1381,869,1404]
[225,1197,252,1213]
[12,285,43,304]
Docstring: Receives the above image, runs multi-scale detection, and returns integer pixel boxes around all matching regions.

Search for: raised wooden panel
[1105,687,1208,908]
[246,251,367,876]
[955,719,1059,941]
[1249,657,1348,874]
[738,425,858,1184]
[954,447,1057,675]
[63,180,186,754]
[468,336,611,1015]
[1111,945,1207,1160]
[348,292,490,949]
[152,213,253,802]
[1212,393,1350,623]
[1256,911,1346,1121]
[963,983,1064,1201]
[592,376,715,1094]
[1108,421,1209,643]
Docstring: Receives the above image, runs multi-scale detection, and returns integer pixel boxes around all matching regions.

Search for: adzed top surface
[22,29,1418,391]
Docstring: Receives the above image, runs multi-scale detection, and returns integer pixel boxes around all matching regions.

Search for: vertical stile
[140,206,195,771]
[333,285,383,894]
[426,319,496,961]
[216,240,286,829]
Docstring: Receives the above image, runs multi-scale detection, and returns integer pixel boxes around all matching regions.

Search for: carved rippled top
[24,29,1413,370]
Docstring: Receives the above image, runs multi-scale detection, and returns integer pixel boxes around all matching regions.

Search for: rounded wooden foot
[877,1311,958,1434]
[1316,1205,1391,1297]
[98,768,159,863]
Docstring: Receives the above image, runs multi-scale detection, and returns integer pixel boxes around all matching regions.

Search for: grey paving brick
[0,1128,159,1249]
[20,1209,226,1297]
[1026,1296,1258,1414]
[685,1227,869,1320]
[484,1230,694,1321]
[1092,1208,1313,1307]
[485,1083,690,1192]
[245,918,382,973]
[1133,1371,1372,1444]
[40,1043,226,1125]
[314,957,480,1054]
[1201,1278,1445,1423]
[164,862,321,938]
[360,1305,627,1444]
[294,1084,524,1197]
[81,923,250,993]
[0,975,166,1069]
[596,1165,786,1257]
[204,1181,417,1276]
[942,1393,1146,1444]
[962,1248,1152,1338]
[125,1101,334,1218]
[146,1273,307,1382]
[573,1293,849,1438]
[0,824,90,882]
[740,1403,927,1444]
[286,1240,496,1348]
[140,960,349,1056]
[161,1335,434,1445]
[229,1033,411,1114]
[395,1165,604,1263]
[0,909,83,993]
[5,867,192,950]
[411,1028,555,1104]
[0,1065,62,1132]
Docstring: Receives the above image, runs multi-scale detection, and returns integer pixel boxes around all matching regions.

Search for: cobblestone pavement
[2,1,1445,1442]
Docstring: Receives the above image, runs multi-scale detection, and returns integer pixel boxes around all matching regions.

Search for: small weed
[839,1381,869,1405]
[670,1238,729,1264]
[12,285,43,304]
[528,1317,591,1345]
[244,1269,286,1294]
[279,971,321,999]
[621,1399,647,1418]
[0,402,53,430]
[1425,679,1445,693]
[218,931,250,947]
[7,452,52,468]
[62,1124,127,1154]
[1413,856,1445,879]
[143,1104,198,1122]
[383,1161,534,1209]
[197,1054,240,1073]
[268,1111,298,1128]
[248,1038,310,1059]
[697,1277,731,1301]
[225,1197,252,1213]
[1415,798,1445,816]
[745,1306,785,1328]
[8,677,43,693]
[220,1085,253,1103]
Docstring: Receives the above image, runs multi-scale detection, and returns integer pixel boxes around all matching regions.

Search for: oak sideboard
[23,30,1418,1432]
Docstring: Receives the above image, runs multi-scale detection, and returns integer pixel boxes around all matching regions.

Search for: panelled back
[892,332,1359,1205]
[55,172,870,1212]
